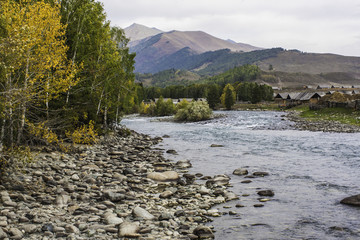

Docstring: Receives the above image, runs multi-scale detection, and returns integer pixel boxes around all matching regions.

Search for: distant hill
[136,69,201,87]
[255,50,360,76]
[125,23,360,87]
[125,23,262,73]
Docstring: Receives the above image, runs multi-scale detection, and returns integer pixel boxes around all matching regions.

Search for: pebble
[254,204,264,208]
[233,168,249,176]
[0,228,7,239]
[9,228,23,239]
[118,222,140,237]
[0,130,270,240]
[287,111,360,133]
[257,190,275,197]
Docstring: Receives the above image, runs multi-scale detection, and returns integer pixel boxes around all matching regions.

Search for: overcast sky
[98,0,360,57]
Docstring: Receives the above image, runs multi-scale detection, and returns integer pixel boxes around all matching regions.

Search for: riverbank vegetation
[289,105,360,126]
[0,0,140,171]
[139,98,213,122]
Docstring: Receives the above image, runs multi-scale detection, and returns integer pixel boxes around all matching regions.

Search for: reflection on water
[121,111,360,240]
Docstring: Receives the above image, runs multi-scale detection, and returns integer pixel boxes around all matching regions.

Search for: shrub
[140,96,175,116]
[0,146,33,173]
[175,101,212,122]
[65,120,98,145]
[176,99,189,110]
[158,98,176,116]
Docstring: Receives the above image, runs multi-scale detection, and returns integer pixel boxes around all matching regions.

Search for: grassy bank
[289,105,360,126]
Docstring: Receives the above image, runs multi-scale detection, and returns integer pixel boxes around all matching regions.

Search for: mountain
[125,23,360,87]
[124,23,163,42]
[124,23,262,73]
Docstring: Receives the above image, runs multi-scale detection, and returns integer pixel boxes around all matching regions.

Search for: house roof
[291,92,321,101]
[274,92,290,99]
[317,85,332,89]
[288,92,301,99]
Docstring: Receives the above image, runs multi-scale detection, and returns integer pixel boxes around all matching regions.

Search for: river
[121,111,360,240]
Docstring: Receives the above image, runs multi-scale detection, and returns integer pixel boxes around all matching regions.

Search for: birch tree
[0,0,78,147]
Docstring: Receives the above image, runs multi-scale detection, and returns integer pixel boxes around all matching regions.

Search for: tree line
[0,0,139,150]
[142,65,274,110]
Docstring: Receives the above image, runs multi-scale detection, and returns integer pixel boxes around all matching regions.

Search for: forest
[0,0,139,150]
[143,65,274,107]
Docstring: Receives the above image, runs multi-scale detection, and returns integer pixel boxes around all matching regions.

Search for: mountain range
[124,23,360,87]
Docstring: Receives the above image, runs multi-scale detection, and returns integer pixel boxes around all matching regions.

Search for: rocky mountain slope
[124,23,163,48]
[124,24,360,87]
[124,23,261,73]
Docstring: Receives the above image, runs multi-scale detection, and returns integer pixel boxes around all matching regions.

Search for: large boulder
[147,171,179,181]
[340,194,360,207]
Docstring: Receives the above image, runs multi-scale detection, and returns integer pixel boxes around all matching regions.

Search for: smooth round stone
[233,168,248,176]
[254,204,264,208]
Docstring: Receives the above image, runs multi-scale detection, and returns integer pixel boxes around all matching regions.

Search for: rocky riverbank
[286,111,360,133]
[0,129,240,240]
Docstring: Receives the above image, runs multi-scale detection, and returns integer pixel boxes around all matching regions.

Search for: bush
[158,98,176,116]
[175,101,212,122]
[65,120,98,145]
[140,96,176,116]
[176,99,190,110]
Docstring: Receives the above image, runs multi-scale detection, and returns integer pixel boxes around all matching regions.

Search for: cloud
[99,0,360,56]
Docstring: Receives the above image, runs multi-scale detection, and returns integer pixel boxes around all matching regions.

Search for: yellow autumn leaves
[2,0,78,102]
[0,0,81,146]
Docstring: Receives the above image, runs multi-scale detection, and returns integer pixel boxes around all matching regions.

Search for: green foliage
[206,84,221,109]
[205,64,261,86]
[221,84,236,110]
[175,101,212,122]
[155,96,176,116]
[144,84,208,100]
[59,0,137,129]
[141,96,175,117]
[176,99,190,110]
[236,82,273,103]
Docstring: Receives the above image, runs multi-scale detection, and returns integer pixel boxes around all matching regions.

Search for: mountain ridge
[124,23,262,73]
[124,23,360,87]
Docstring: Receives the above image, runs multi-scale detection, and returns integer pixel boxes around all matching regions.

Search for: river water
[121,111,360,240]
